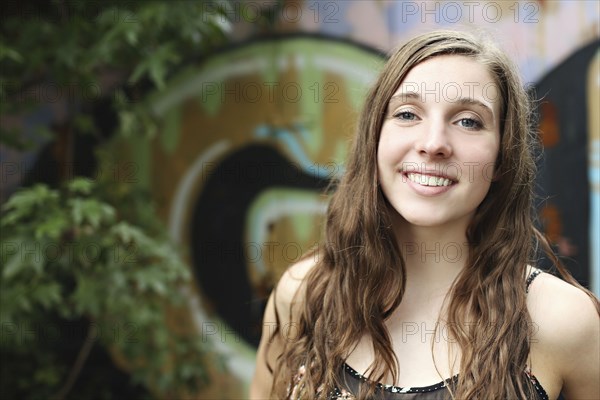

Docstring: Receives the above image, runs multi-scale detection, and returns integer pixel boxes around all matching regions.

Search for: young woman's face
[377,55,501,229]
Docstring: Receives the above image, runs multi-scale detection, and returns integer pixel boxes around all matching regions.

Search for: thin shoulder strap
[526,267,542,293]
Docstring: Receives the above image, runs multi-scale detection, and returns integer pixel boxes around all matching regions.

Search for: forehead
[393,54,500,111]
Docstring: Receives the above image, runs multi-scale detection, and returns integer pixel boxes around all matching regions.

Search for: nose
[416,119,452,158]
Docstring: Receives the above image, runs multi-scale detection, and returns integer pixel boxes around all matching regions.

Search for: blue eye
[393,111,417,121]
[457,118,482,130]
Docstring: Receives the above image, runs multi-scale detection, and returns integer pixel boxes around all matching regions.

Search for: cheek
[377,126,406,163]
[456,140,498,185]
[477,147,500,185]
[482,162,497,183]
[376,145,387,186]
[463,136,499,162]
[376,130,392,169]
[376,142,399,192]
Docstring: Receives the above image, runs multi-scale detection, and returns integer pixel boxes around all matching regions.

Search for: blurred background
[1,0,598,399]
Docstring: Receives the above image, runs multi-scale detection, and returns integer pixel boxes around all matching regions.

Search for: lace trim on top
[526,268,542,293]
[340,363,549,400]
[343,363,456,394]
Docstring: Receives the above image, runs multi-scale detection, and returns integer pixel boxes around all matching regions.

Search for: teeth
[407,173,452,187]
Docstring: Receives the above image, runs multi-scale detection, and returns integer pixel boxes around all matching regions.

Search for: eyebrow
[455,97,495,119]
[389,92,495,119]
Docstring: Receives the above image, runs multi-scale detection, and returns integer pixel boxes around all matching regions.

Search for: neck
[394,217,470,287]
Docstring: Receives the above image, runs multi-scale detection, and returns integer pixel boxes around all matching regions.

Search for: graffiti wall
[534,40,599,286]
[138,35,385,383]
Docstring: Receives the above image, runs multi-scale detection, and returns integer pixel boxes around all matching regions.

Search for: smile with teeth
[407,173,453,187]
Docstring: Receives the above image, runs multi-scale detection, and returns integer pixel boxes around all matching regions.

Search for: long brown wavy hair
[268,30,600,399]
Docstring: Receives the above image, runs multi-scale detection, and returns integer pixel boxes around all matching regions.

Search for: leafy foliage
[0,1,283,397]
[0,0,232,144]
[0,178,216,399]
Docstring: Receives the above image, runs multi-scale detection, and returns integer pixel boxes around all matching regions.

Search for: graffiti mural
[140,34,385,381]
[534,40,600,289]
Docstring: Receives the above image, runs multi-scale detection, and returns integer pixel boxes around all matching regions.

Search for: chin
[396,206,467,228]
[402,216,449,227]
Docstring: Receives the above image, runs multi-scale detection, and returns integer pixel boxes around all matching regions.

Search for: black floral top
[287,268,554,400]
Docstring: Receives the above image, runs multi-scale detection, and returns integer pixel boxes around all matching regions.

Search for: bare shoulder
[249,255,318,399]
[527,270,599,343]
[527,269,600,398]
[274,254,318,324]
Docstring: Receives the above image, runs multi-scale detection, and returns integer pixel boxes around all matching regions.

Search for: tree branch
[53,322,97,400]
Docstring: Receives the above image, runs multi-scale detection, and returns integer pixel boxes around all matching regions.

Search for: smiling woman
[378,55,500,230]
[250,30,600,400]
